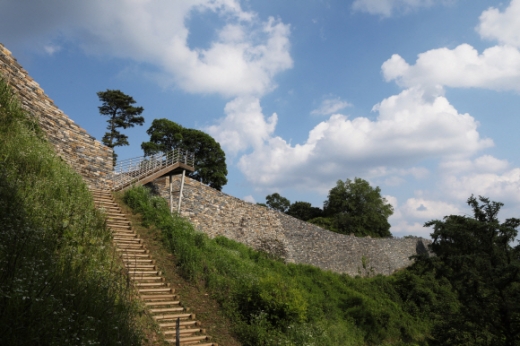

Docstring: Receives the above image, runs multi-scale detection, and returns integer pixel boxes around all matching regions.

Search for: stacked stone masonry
[0,43,113,185]
[152,176,431,277]
[0,42,429,276]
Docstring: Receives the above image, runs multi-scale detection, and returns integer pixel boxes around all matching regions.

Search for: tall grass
[124,185,432,345]
[0,78,143,345]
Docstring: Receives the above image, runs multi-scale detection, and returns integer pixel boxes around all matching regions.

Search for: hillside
[0,77,148,344]
[122,185,437,345]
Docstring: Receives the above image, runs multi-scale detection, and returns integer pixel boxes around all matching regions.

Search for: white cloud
[477,0,520,48]
[352,0,436,17]
[237,87,491,190]
[243,195,256,203]
[43,44,61,55]
[386,195,462,237]
[401,198,461,220]
[1,0,292,98]
[440,155,509,174]
[437,155,520,210]
[311,97,352,116]
[382,44,520,93]
[206,97,277,155]
[442,168,520,204]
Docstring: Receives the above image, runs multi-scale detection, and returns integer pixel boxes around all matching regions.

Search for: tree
[287,201,323,221]
[97,89,145,165]
[141,118,227,191]
[323,178,393,237]
[418,195,520,345]
[265,193,290,213]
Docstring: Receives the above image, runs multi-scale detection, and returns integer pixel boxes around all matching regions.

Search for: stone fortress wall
[1,42,430,276]
[0,44,113,185]
[152,176,431,277]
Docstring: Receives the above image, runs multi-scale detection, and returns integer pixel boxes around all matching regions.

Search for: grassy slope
[114,193,243,346]
[0,78,145,345]
[123,185,435,346]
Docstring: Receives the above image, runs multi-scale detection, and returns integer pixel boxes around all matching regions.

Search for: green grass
[0,78,144,345]
[124,185,435,346]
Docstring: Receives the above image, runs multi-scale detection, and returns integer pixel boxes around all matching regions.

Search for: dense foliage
[141,118,228,190]
[0,79,143,344]
[321,178,393,237]
[417,196,520,345]
[287,201,323,221]
[124,185,431,346]
[265,192,291,212]
[97,89,145,164]
[263,178,393,238]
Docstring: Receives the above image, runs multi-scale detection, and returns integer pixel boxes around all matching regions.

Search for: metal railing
[100,149,194,191]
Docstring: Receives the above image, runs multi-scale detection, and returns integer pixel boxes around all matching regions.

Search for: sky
[2,0,520,238]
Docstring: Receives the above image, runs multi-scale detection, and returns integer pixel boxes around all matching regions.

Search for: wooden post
[177,170,185,214]
[176,317,180,346]
[169,174,173,214]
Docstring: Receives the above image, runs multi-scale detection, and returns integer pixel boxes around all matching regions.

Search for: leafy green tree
[265,193,290,213]
[287,201,323,221]
[418,195,520,345]
[323,178,393,237]
[97,89,145,164]
[141,118,227,190]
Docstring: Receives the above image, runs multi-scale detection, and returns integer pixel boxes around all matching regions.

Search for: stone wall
[152,175,431,277]
[0,44,113,185]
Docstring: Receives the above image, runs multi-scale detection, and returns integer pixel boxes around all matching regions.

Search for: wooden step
[135,282,168,287]
[112,230,136,235]
[141,294,178,301]
[163,328,205,336]
[164,335,208,344]
[153,313,195,321]
[123,259,155,264]
[117,248,148,253]
[132,276,164,282]
[106,214,126,219]
[159,320,199,328]
[128,270,160,275]
[121,253,152,258]
[116,244,144,250]
[138,288,174,294]
[125,264,156,270]
[145,300,181,307]
[111,225,132,231]
[113,235,138,240]
[150,307,186,314]
[113,237,140,242]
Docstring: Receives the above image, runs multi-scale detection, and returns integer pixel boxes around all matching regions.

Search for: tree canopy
[97,89,145,164]
[416,195,520,345]
[323,178,393,237]
[265,193,290,213]
[141,118,227,191]
[287,201,323,221]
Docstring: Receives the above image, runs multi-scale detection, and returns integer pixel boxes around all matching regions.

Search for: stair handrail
[100,149,194,190]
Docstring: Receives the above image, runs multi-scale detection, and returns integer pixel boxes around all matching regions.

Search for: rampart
[152,176,431,277]
[0,44,113,185]
[1,43,429,276]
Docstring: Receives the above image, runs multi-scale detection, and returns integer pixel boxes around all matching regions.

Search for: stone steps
[90,188,218,346]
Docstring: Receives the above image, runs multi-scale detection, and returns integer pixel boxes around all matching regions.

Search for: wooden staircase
[91,188,218,346]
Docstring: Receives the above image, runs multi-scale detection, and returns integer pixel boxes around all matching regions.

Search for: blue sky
[2,0,520,237]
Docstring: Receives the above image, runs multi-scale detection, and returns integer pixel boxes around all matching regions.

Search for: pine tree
[97,89,145,165]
